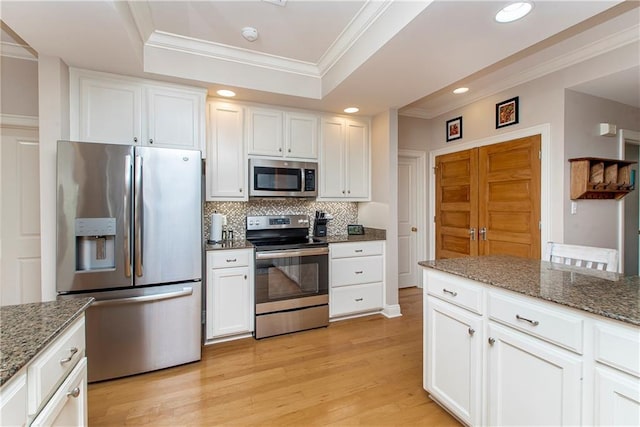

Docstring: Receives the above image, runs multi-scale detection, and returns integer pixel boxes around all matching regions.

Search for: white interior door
[398,155,418,288]
[1,127,41,305]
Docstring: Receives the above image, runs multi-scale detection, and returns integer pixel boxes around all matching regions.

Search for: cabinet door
[424,297,482,426]
[319,117,346,198]
[247,107,283,156]
[0,372,26,426]
[76,76,142,145]
[146,87,205,153]
[206,102,246,200]
[207,266,251,339]
[594,366,640,426]
[31,357,88,427]
[285,112,318,159]
[486,323,582,426]
[345,119,369,199]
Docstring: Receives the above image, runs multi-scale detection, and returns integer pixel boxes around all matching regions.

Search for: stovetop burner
[246,214,328,251]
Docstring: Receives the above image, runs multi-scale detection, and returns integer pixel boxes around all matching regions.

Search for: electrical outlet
[571,201,577,215]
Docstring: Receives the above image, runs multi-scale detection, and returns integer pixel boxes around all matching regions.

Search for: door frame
[428,123,551,259]
[617,129,640,273]
[398,149,427,287]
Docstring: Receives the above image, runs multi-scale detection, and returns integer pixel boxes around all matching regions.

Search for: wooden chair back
[546,242,618,272]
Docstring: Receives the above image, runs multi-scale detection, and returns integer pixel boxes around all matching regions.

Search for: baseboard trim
[382,304,402,318]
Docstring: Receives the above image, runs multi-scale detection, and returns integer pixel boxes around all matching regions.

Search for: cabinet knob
[239,188,243,193]
[244,275,247,280]
[66,387,81,399]
[488,337,495,346]
[133,137,138,143]
[149,138,153,144]
[279,148,282,152]
[468,328,475,336]
[348,190,351,194]
[288,148,291,152]
[342,190,346,194]
[411,227,418,232]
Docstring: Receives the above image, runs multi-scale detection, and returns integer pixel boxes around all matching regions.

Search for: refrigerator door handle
[124,155,132,278]
[91,287,194,307]
[134,155,143,277]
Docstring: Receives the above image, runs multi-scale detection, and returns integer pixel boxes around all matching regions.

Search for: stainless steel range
[246,214,329,339]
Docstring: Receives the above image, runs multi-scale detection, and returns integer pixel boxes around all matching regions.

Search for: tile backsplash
[204,200,358,241]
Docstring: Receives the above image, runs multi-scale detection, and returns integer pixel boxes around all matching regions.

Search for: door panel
[435,135,541,260]
[398,157,418,287]
[435,149,478,259]
[479,135,541,258]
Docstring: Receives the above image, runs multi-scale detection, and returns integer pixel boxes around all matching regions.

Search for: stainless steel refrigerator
[56,140,202,382]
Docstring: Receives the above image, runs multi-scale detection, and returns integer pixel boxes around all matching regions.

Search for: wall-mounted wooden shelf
[569,157,636,200]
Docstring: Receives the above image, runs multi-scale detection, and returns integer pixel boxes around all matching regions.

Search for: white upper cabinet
[246,107,283,157]
[206,101,246,201]
[319,116,370,201]
[70,68,206,155]
[146,86,205,151]
[246,107,318,160]
[285,112,318,159]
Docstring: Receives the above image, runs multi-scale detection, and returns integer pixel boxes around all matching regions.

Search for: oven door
[254,247,328,307]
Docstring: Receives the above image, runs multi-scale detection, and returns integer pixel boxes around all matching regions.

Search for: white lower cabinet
[0,371,27,426]
[31,358,88,427]
[486,322,582,426]
[424,296,482,425]
[329,241,384,318]
[206,249,254,342]
[423,268,640,426]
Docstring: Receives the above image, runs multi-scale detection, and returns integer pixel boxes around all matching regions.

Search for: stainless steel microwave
[249,158,317,198]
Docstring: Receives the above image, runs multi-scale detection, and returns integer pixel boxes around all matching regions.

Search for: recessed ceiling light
[495,1,533,23]
[217,89,236,97]
[344,107,359,114]
[453,87,469,94]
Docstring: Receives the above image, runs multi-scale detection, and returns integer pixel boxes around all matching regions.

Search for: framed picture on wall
[496,96,519,128]
[446,116,463,142]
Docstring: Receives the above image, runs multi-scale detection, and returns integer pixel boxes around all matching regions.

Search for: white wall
[38,55,69,301]
[564,90,640,248]
[359,109,399,313]
[0,56,39,117]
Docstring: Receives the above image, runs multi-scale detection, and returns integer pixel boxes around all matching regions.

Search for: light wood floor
[88,287,460,426]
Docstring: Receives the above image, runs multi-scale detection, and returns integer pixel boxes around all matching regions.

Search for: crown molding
[316,0,393,76]
[1,41,37,61]
[400,24,640,119]
[0,114,39,129]
[146,31,320,77]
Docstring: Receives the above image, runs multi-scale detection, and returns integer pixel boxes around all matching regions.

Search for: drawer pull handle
[354,271,363,274]
[226,258,237,263]
[66,387,81,399]
[354,249,363,253]
[468,328,475,336]
[442,288,458,297]
[60,347,78,364]
[355,298,364,302]
[488,337,495,345]
[516,314,539,326]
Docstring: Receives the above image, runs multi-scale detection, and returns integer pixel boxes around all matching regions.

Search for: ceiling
[1,0,638,117]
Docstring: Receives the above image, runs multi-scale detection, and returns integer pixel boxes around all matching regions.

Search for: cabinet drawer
[207,249,251,269]
[594,321,640,378]
[28,316,86,416]
[331,282,383,317]
[331,256,383,287]
[488,291,583,354]
[331,241,383,259]
[425,269,483,315]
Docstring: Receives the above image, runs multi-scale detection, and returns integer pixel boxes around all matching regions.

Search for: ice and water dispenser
[75,218,116,271]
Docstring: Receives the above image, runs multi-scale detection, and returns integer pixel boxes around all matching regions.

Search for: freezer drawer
[84,282,201,382]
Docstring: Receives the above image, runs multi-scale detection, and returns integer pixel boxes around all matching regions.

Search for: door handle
[411,227,418,232]
[134,155,143,277]
[479,227,487,241]
[469,227,476,241]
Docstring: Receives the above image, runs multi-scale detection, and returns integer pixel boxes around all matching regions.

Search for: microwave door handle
[134,155,143,277]
[124,155,132,278]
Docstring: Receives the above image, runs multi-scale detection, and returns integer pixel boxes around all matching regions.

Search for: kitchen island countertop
[420,255,639,326]
[0,297,94,386]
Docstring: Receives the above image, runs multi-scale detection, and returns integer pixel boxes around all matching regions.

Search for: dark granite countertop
[0,297,94,387]
[206,240,254,251]
[419,255,640,326]
[323,227,386,243]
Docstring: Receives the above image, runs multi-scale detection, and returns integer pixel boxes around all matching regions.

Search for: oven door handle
[256,247,329,259]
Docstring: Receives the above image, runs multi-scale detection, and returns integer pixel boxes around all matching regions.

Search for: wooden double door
[435,135,541,259]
